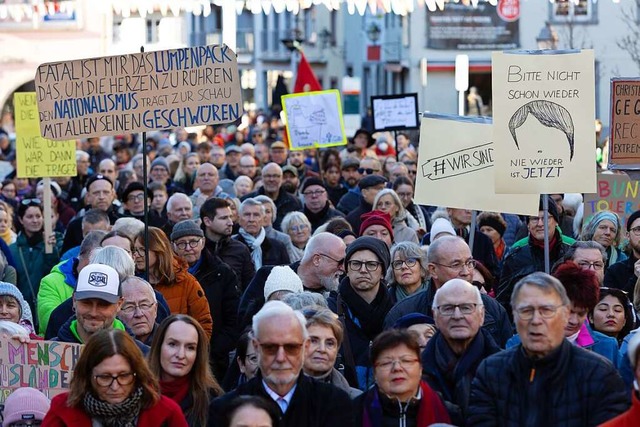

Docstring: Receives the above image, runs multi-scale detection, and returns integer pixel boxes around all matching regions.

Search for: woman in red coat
[43,329,188,427]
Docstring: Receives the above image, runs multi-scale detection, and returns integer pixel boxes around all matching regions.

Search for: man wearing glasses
[118,276,159,345]
[385,236,511,348]
[337,157,383,215]
[170,219,240,379]
[468,272,628,425]
[210,301,354,427]
[605,209,640,293]
[328,236,394,390]
[301,177,344,232]
[497,195,575,317]
[118,182,164,227]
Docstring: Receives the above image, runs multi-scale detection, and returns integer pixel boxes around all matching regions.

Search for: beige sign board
[492,50,596,194]
[34,44,242,140]
[415,114,538,215]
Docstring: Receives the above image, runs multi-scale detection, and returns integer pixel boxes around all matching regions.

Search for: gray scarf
[239,227,266,269]
[83,386,143,427]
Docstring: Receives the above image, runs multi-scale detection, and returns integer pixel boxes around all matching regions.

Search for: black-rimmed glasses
[93,372,136,387]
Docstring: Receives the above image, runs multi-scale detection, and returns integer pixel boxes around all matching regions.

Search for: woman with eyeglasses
[10,198,62,325]
[373,189,419,245]
[386,242,429,304]
[222,330,260,391]
[132,227,213,339]
[281,211,312,262]
[148,314,223,427]
[590,287,636,345]
[355,329,451,426]
[43,328,188,427]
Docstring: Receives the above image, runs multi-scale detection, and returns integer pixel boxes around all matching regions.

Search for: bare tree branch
[616,0,640,74]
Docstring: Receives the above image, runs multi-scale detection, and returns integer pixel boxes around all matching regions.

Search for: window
[551,0,597,24]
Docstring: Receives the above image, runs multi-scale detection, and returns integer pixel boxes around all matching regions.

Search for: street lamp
[536,22,558,50]
[367,23,381,44]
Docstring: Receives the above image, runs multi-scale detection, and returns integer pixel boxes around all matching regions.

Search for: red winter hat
[360,210,394,241]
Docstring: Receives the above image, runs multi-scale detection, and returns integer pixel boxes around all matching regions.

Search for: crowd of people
[0,115,639,426]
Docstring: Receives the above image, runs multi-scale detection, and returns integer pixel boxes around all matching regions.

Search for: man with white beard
[237,232,346,328]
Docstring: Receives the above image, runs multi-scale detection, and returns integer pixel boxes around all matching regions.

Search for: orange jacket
[155,257,213,339]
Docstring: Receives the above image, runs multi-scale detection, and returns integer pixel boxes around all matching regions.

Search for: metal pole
[394,130,399,162]
[469,210,477,253]
[542,195,550,274]
[141,46,150,280]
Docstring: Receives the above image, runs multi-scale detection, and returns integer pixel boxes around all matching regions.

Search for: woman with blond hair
[373,188,418,244]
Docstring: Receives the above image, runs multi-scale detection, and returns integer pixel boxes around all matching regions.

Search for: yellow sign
[14,92,77,178]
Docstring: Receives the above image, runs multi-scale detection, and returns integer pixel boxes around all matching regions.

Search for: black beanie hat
[628,210,640,232]
[345,236,390,272]
[538,195,560,224]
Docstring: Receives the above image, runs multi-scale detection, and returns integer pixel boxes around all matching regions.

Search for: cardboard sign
[34,44,243,140]
[415,114,538,215]
[608,78,640,170]
[371,93,419,131]
[282,89,347,151]
[492,50,597,194]
[14,93,77,178]
[583,171,640,227]
[0,340,82,401]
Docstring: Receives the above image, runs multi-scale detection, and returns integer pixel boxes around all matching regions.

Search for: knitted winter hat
[345,236,391,272]
[171,220,204,241]
[538,195,560,224]
[477,215,506,237]
[301,177,325,194]
[429,218,456,243]
[264,266,304,300]
[360,210,394,242]
[150,157,169,171]
[0,281,33,326]
[628,209,640,232]
[2,387,50,425]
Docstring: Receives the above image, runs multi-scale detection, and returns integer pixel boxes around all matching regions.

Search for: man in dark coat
[384,236,512,348]
[328,236,394,390]
[234,198,290,269]
[345,174,387,234]
[170,219,241,379]
[300,177,344,232]
[422,279,501,425]
[468,272,628,426]
[604,209,640,293]
[201,197,255,290]
[209,301,354,427]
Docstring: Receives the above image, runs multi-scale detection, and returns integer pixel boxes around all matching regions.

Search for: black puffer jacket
[204,236,255,290]
[383,280,512,348]
[468,340,629,426]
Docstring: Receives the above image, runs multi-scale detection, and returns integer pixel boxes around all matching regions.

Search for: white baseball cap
[75,264,121,303]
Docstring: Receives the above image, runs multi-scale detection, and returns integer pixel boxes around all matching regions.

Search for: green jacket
[10,231,63,328]
[511,226,576,249]
[37,257,78,335]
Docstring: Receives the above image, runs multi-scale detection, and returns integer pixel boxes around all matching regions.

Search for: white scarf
[239,227,266,269]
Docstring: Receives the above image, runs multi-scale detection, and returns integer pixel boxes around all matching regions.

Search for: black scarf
[339,278,394,339]
[83,386,143,427]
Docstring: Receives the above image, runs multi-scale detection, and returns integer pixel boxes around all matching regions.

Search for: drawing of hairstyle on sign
[282,89,347,151]
[34,44,243,140]
[414,113,538,216]
[492,50,596,194]
[371,94,419,131]
[0,338,83,401]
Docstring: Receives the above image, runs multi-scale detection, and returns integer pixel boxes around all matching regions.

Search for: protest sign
[583,171,640,227]
[14,92,76,178]
[415,114,538,215]
[34,44,243,140]
[282,89,347,151]
[371,93,419,131]
[608,78,640,170]
[492,50,596,194]
[0,339,82,402]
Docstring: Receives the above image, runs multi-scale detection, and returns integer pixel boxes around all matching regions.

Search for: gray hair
[254,195,277,223]
[281,212,311,234]
[386,241,428,285]
[90,246,135,282]
[301,232,344,264]
[283,292,328,311]
[76,150,89,162]
[166,192,192,213]
[113,217,145,241]
[510,272,570,312]
[79,230,108,261]
[427,235,467,264]
[252,300,308,340]
[239,198,265,216]
[373,189,407,222]
[432,279,483,310]
[562,240,608,264]
[121,276,157,302]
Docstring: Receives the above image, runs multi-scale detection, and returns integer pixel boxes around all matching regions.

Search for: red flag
[294,52,322,93]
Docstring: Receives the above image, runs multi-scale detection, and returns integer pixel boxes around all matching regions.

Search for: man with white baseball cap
[52,264,147,351]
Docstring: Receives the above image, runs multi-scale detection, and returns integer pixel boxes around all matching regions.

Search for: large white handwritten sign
[34,44,243,140]
[415,114,538,215]
[371,93,419,131]
[282,90,347,151]
[492,50,596,194]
